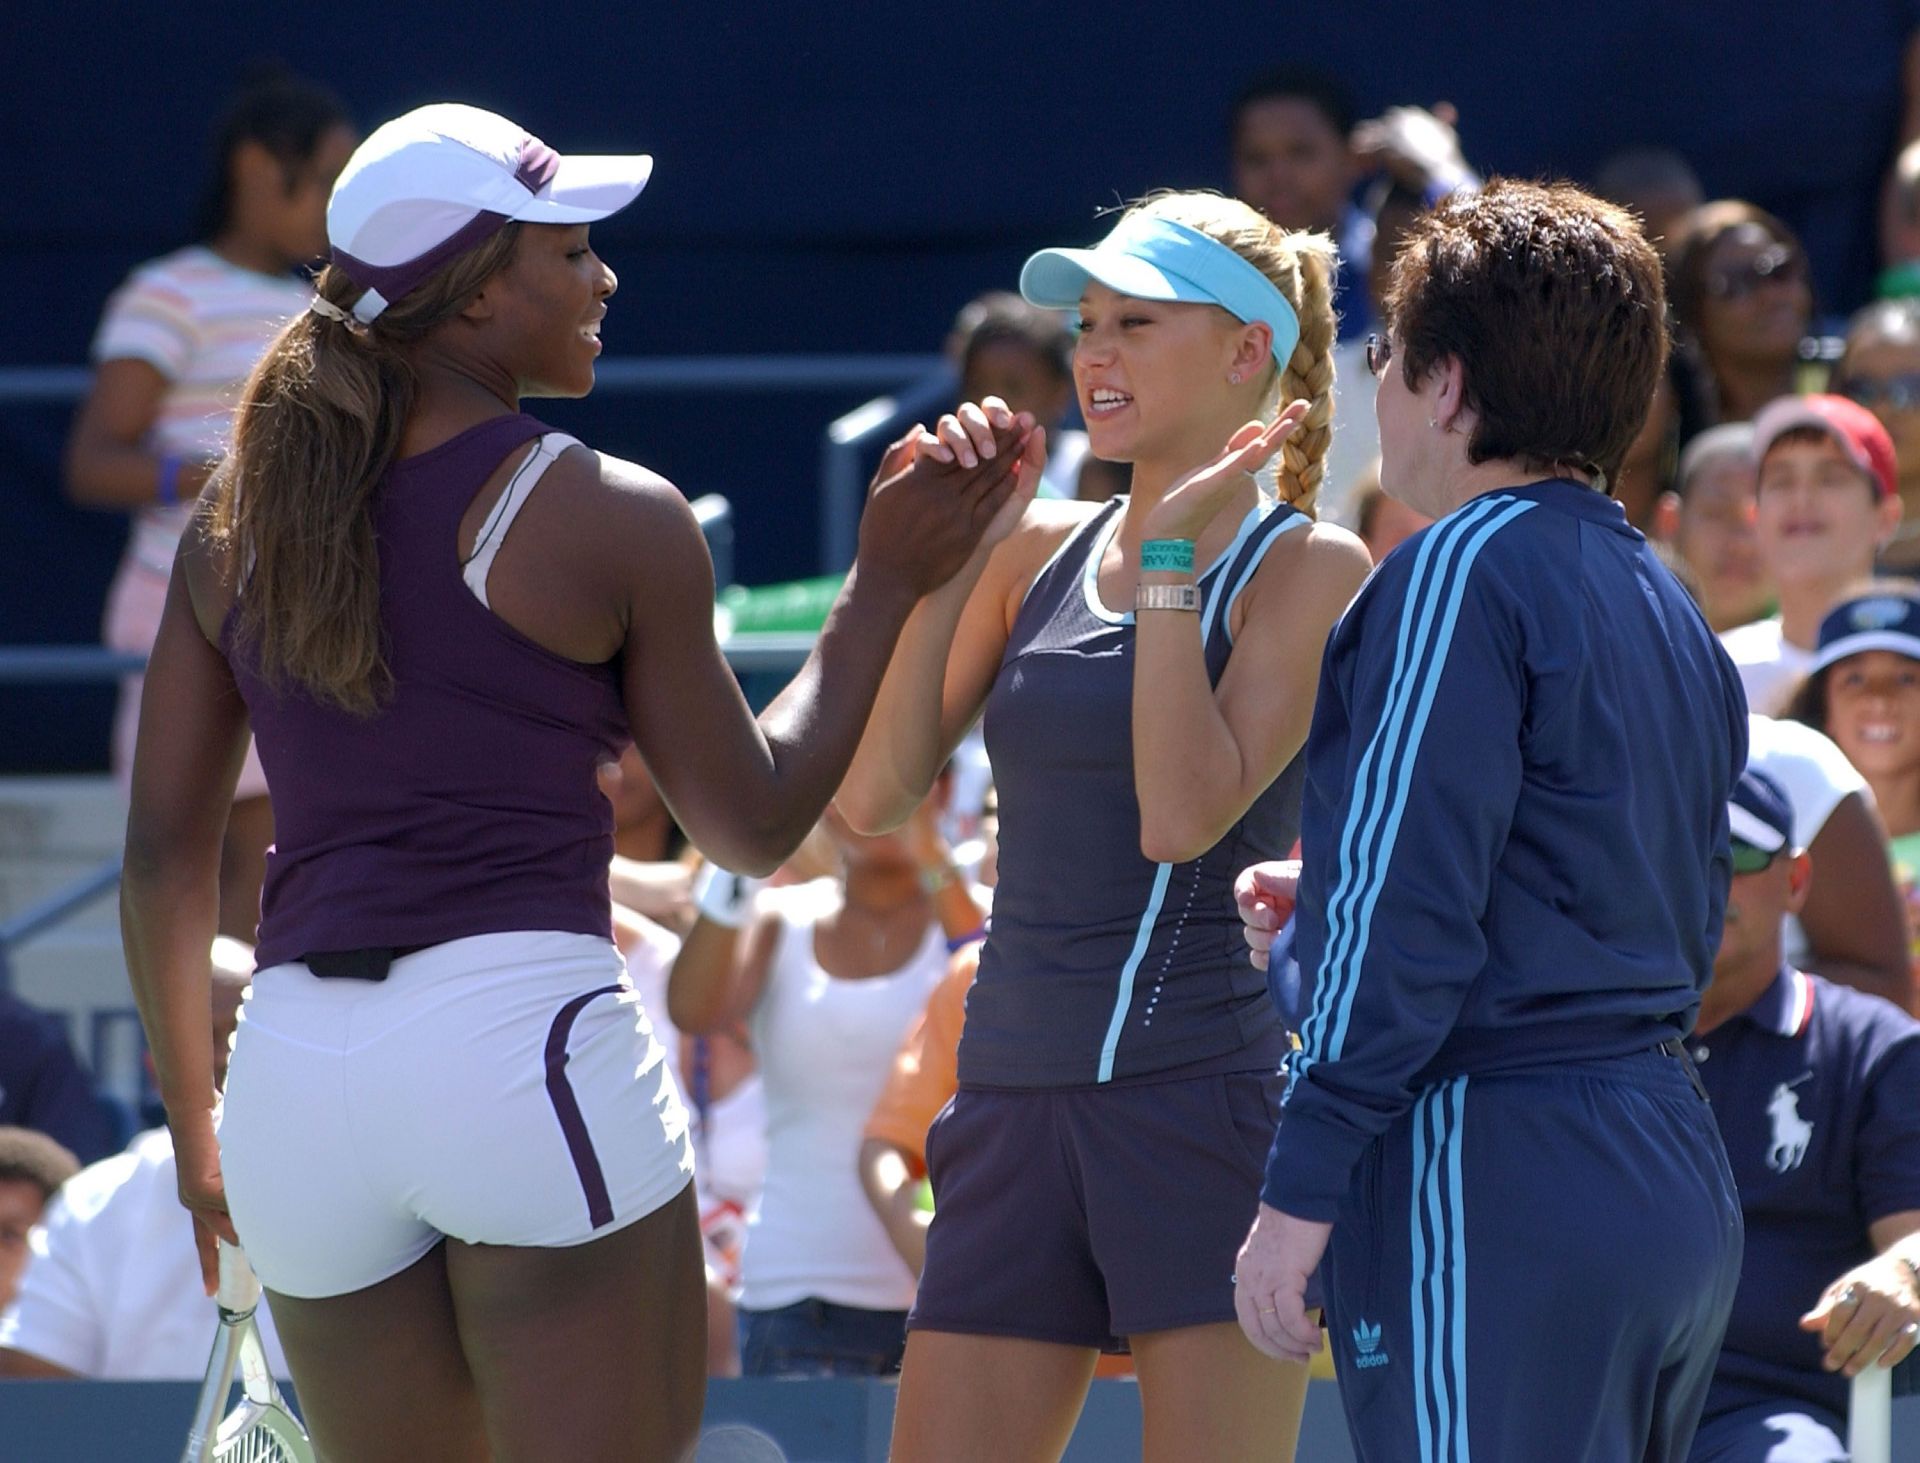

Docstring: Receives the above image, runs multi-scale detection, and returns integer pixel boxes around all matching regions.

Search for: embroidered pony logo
[1766,1074,1814,1173]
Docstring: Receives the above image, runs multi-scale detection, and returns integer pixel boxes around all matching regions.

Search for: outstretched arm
[617,420,1031,873]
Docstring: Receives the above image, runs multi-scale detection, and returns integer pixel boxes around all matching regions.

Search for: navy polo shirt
[1692,968,1920,1422]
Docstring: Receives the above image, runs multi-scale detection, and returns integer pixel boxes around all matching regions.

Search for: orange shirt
[862,944,979,1171]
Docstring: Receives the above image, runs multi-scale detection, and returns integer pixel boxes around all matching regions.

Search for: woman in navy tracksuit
[1235,179,1750,1463]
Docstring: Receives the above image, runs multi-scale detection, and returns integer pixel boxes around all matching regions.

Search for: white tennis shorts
[220,931,693,1299]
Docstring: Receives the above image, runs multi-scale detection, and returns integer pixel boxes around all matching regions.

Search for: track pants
[1319,1048,1744,1463]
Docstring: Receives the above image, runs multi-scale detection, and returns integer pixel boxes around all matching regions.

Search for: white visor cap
[326,103,652,323]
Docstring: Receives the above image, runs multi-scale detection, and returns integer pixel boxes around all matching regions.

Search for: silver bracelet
[1135,583,1200,613]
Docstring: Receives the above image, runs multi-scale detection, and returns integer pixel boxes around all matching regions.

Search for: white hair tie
[308,296,363,330]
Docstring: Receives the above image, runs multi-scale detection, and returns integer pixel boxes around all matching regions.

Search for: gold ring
[1259,1306,1276,1315]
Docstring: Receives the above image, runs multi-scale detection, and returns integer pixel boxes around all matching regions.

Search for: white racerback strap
[461,432,582,607]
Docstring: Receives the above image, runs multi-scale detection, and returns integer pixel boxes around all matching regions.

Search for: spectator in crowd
[0,1130,79,1311]
[0,942,288,1379]
[844,188,1367,1462]
[1229,69,1475,528]
[1614,373,1682,531]
[948,292,1103,501]
[1836,299,1920,573]
[1879,137,1920,301]
[1228,66,1475,345]
[123,100,1030,1463]
[1321,181,1424,526]
[62,69,356,941]
[1686,768,1920,1462]
[858,940,980,1281]
[602,745,695,934]
[684,1017,766,1379]
[1234,181,1743,1461]
[1592,152,1700,523]
[0,993,116,1167]
[1722,395,1902,715]
[1668,203,1821,443]
[1346,464,1431,565]
[668,788,982,1377]
[1749,710,1915,1016]
[1790,584,1920,975]
[1594,145,1706,261]
[1655,424,1773,634]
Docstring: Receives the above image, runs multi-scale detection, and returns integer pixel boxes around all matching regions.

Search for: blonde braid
[1272,238,1336,517]
[1131,193,1339,517]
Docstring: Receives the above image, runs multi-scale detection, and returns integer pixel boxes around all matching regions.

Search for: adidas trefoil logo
[1351,1318,1389,1369]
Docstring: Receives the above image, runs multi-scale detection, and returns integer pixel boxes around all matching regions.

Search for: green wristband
[1140,538,1196,574]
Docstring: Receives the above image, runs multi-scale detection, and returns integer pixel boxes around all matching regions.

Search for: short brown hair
[0,1127,80,1201]
[1386,178,1669,485]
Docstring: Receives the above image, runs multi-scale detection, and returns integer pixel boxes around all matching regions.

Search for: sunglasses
[1729,839,1781,876]
[1839,372,1920,414]
[1706,243,1806,301]
[1365,333,1393,378]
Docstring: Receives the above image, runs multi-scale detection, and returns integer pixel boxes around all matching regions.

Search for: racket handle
[1851,1363,1893,1463]
[216,1241,263,1317]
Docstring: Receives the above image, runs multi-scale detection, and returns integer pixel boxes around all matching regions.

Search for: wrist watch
[919,862,962,894]
[1136,583,1200,613]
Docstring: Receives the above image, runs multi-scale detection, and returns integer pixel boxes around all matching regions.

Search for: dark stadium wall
[3,0,1911,768]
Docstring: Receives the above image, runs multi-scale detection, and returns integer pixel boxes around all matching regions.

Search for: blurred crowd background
[6,0,1916,768]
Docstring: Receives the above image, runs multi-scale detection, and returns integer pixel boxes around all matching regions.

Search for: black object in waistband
[301,944,433,982]
[1658,1036,1711,1103]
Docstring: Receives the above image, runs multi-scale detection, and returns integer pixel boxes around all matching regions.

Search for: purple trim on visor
[543,983,625,1229]
[516,136,560,191]
[331,208,513,309]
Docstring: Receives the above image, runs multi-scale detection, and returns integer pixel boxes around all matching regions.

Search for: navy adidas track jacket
[1264,479,1748,1222]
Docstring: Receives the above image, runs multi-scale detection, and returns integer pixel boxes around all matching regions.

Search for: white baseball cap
[327,103,653,324]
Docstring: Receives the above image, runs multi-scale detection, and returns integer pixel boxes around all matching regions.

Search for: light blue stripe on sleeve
[1301,497,1506,1067]
[1322,499,1534,1059]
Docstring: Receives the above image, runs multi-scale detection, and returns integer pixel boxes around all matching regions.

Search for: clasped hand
[1801,1253,1920,1377]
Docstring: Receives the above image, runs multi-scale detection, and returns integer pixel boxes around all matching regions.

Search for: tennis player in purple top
[120,103,1027,1462]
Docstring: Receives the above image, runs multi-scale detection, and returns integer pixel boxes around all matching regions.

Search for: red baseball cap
[1752,393,1899,501]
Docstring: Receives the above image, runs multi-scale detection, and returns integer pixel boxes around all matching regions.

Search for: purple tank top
[228,414,631,969]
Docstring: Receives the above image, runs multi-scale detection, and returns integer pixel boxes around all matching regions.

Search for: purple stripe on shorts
[543,983,625,1229]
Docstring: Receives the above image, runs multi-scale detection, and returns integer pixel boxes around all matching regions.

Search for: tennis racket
[180,1241,313,1463]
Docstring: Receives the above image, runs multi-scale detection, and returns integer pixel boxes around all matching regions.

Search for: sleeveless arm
[838,501,1084,835]
[121,526,249,1216]
[1132,521,1369,862]
[64,358,218,508]
[1266,540,1528,1222]
[667,909,780,1037]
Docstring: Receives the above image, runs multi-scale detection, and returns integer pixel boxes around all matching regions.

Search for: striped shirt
[92,246,310,575]
[1265,478,1748,1222]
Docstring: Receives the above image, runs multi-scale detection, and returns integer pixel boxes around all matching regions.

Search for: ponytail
[211,224,522,714]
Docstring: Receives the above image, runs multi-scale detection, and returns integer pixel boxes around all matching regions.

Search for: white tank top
[739,879,948,1312]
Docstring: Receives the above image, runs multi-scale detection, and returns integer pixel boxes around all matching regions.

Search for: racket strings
[218,1431,298,1463]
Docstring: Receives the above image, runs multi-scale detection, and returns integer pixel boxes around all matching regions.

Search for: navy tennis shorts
[909,1065,1283,1350]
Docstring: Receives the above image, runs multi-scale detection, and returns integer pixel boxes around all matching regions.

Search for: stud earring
[1229,371,1243,385]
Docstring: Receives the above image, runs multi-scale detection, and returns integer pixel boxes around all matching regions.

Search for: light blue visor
[1020,213,1301,368]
